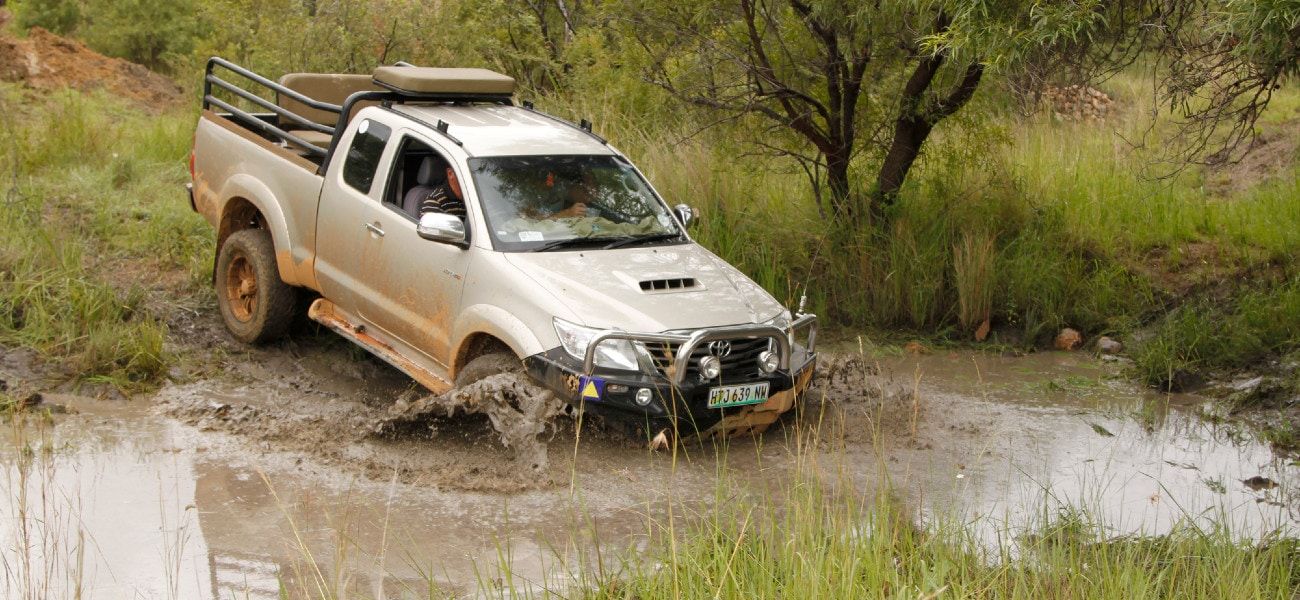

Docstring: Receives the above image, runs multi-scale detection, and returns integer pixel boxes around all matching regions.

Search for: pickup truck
[188,58,817,438]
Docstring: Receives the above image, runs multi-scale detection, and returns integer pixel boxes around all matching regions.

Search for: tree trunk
[826,149,854,222]
[873,115,933,219]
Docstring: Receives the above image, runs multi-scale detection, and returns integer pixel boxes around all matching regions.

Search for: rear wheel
[215,228,297,344]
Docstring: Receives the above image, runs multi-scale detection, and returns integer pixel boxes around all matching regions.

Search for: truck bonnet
[503,244,785,332]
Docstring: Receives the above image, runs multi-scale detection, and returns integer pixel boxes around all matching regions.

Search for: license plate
[707,382,770,409]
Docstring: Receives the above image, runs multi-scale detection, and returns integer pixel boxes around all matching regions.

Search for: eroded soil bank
[1,342,1296,599]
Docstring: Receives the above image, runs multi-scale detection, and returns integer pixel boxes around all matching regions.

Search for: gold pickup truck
[188,58,817,437]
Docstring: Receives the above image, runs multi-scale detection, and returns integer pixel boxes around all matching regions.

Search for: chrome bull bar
[581,314,817,385]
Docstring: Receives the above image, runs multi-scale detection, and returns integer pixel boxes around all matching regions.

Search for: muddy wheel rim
[225,254,257,322]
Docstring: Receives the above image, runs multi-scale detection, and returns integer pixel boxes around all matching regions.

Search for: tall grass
[592,479,1298,600]
[0,85,206,387]
[1132,281,1300,389]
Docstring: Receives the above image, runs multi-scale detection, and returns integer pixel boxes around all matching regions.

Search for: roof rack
[519,100,607,145]
[201,58,517,170]
[202,57,344,159]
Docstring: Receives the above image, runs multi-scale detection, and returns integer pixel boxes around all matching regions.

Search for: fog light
[757,350,779,373]
[635,388,654,406]
[699,355,722,380]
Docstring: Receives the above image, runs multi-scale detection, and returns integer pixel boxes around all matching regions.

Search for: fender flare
[215,174,301,286]
[451,304,547,368]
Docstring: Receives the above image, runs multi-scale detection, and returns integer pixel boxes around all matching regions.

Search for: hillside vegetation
[1,0,1297,393]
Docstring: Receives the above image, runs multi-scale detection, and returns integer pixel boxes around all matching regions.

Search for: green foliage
[588,473,1300,599]
[80,0,203,71]
[13,0,81,35]
[1131,281,1300,390]
[0,86,207,388]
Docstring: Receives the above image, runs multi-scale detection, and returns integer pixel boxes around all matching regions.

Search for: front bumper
[523,315,818,435]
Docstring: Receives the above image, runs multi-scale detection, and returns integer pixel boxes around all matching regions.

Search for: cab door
[352,132,472,367]
[314,117,395,312]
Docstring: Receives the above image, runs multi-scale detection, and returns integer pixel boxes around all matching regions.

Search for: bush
[14,0,81,34]
[80,0,202,71]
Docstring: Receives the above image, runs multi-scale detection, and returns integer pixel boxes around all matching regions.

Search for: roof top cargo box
[371,66,515,98]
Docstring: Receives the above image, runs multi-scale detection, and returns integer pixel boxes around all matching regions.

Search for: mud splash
[382,372,569,472]
[156,337,579,493]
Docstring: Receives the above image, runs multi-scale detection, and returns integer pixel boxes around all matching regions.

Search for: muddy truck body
[187,58,817,436]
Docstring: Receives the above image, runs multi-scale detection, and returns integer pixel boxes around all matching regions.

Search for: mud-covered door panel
[356,133,471,366]
[314,119,393,311]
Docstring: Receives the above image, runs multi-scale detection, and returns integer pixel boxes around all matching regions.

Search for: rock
[17,392,42,409]
[1226,376,1288,410]
[1242,476,1278,491]
[1096,336,1123,354]
[1054,328,1083,351]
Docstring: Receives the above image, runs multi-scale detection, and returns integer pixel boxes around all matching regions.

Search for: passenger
[419,166,468,219]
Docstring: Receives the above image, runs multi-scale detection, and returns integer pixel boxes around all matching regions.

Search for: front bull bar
[581,314,817,385]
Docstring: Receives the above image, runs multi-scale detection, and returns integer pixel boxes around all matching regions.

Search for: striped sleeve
[418,186,467,218]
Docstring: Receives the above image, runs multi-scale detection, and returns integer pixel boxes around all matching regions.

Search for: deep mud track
[2,333,1296,598]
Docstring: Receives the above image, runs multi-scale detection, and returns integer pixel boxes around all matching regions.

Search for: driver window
[383,137,465,222]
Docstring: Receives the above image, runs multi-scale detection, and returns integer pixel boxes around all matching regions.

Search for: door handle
[365,222,385,237]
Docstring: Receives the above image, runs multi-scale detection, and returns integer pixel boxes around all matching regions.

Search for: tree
[82,0,202,71]
[626,0,987,225]
[940,0,1300,173]
[628,0,1300,227]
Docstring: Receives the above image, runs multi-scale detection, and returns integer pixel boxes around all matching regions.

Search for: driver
[521,169,592,219]
[418,166,468,219]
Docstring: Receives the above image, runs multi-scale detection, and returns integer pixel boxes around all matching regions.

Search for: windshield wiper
[602,232,684,250]
[531,237,623,252]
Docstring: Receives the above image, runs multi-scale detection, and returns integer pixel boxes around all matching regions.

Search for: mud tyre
[215,228,297,344]
[455,352,523,387]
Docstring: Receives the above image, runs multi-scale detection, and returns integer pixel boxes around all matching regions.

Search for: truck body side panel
[192,111,326,291]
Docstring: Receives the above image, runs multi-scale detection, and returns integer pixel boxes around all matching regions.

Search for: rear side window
[342,119,391,194]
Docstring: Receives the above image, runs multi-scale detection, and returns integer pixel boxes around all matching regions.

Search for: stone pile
[1042,84,1113,122]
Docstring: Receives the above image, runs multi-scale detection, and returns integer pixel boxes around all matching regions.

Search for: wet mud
[157,338,579,493]
[2,337,1297,598]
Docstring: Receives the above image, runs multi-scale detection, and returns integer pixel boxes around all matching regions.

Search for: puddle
[1,349,1296,598]
[858,352,1298,540]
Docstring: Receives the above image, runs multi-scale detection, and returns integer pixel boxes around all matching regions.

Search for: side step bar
[307,298,453,394]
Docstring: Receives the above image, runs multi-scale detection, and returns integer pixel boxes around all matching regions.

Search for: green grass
[1131,282,1300,389]
[0,85,207,388]
[568,471,1298,600]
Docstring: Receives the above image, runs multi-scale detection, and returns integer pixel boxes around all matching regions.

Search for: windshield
[468,155,683,251]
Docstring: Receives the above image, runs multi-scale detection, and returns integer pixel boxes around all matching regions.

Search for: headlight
[553,318,640,370]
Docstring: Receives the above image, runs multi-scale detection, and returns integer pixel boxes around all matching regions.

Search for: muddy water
[1,347,1296,599]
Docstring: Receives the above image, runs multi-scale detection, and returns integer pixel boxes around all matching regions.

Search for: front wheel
[454,352,523,387]
[215,228,297,344]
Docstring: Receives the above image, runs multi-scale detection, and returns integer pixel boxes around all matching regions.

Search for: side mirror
[673,204,696,228]
[417,212,467,244]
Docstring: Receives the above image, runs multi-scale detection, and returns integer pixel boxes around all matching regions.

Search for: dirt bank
[0,25,183,109]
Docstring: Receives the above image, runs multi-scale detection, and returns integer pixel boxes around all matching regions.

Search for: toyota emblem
[707,340,733,358]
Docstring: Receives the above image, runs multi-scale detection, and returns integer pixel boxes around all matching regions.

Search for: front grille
[646,337,771,379]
